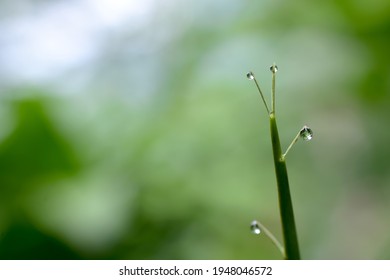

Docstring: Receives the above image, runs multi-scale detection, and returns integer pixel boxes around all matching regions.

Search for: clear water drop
[246,71,254,80]
[300,126,313,141]
[250,220,261,235]
[270,64,278,73]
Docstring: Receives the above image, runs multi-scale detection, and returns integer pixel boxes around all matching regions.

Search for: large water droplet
[250,220,261,235]
[300,126,313,141]
[270,64,278,73]
[246,71,254,80]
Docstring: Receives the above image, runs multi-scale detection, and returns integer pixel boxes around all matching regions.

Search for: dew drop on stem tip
[250,220,261,235]
[269,64,278,73]
[300,126,313,141]
[246,72,254,80]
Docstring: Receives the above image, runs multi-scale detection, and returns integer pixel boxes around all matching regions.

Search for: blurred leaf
[0,217,80,260]
[0,97,80,201]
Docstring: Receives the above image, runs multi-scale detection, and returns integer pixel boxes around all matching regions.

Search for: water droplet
[270,64,278,73]
[246,71,254,80]
[250,220,261,235]
[300,126,313,141]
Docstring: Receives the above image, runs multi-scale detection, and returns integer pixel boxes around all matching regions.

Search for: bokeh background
[1,0,390,260]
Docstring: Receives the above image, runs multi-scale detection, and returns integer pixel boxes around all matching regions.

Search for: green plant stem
[269,113,300,260]
[255,220,285,256]
[253,77,270,115]
[271,67,276,114]
[282,130,301,160]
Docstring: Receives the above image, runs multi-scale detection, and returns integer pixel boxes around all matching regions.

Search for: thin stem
[282,130,301,160]
[252,76,271,115]
[255,220,285,257]
[269,113,300,259]
[271,64,276,114]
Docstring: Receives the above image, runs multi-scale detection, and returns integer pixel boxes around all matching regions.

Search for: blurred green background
[1,0,390,259]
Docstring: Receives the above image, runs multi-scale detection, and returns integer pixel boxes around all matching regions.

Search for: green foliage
[0,98,80,192]
[1,0,390,259]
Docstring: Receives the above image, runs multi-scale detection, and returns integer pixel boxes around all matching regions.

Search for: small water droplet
[300,126,313,141]
[246,71,254,80]
[250,220,261,235]
[270,64,278,73]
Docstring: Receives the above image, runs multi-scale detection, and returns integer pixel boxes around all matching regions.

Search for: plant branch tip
[282,126,314,159]
[300,126,313,141]
[270,63,278,74]
[250,220,285,257]
[246,71,270,115]
[270,63,277,114]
